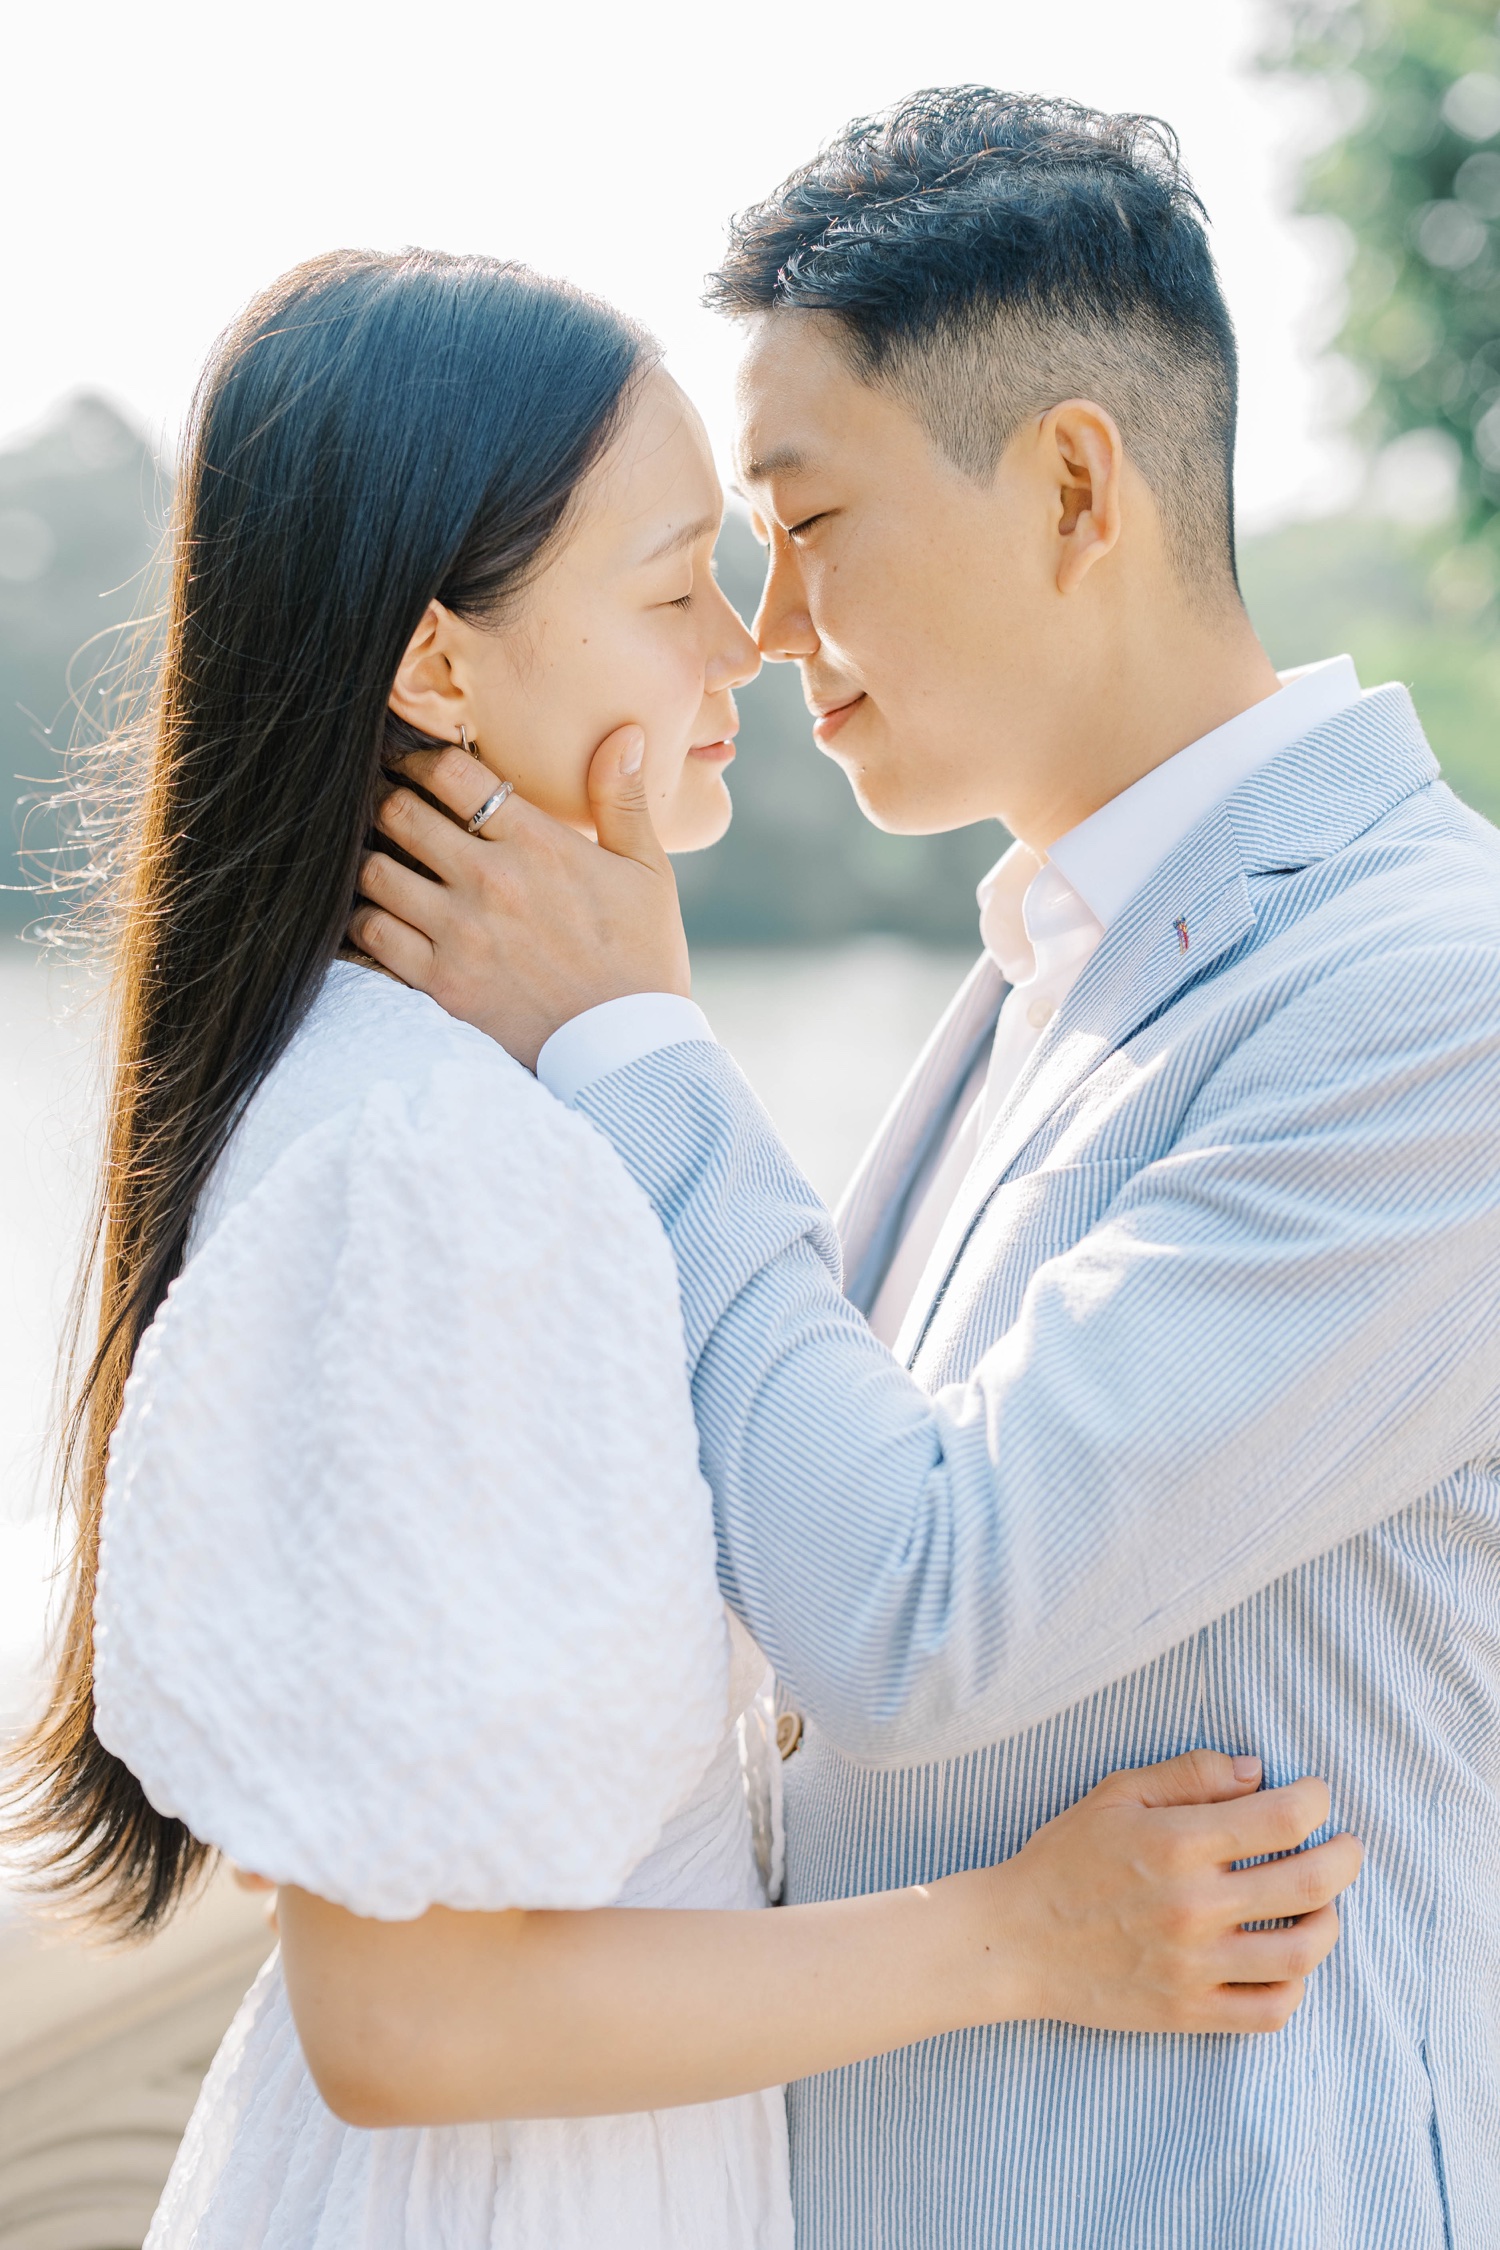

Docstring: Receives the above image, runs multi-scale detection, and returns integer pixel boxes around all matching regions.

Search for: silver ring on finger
[467,781,514,834]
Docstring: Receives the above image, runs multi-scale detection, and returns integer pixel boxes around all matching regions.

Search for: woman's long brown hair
[4,247,647,1935]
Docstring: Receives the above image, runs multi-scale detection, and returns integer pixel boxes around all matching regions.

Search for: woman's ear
[1043,401,1124,595]
[388,600,464,738]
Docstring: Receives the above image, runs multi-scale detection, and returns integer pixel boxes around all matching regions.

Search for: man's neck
[1012,614,1283,855]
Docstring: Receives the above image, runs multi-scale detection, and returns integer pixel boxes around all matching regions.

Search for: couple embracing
[13,87,1500,2250]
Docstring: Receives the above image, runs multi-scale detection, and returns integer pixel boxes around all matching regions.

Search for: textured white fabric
[146,1728,790,2250]
[93,961,792,2249]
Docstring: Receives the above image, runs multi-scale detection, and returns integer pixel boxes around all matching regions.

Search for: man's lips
[811,694,866,747]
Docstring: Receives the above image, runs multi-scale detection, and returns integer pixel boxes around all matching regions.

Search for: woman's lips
[812,694,865,747]
[688,737,736,765]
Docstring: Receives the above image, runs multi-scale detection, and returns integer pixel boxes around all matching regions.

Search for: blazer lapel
[838,951,1004,1312]
[895,682,1443,1367]
[896,808,1253,1365]
[981,807,1254,1193]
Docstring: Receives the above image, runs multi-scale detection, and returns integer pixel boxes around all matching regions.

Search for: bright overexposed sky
[4,0,1353,530]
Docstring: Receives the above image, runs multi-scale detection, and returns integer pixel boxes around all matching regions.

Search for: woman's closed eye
[667,553,720,609]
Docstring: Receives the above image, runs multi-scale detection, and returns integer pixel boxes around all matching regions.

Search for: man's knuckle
[1158,1892,1203,1945]
[1266,1800,1308,1852]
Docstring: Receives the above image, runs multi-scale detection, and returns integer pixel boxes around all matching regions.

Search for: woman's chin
[660,774,734,856]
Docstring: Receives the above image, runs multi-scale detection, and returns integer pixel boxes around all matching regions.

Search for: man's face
[736,312,1058,838]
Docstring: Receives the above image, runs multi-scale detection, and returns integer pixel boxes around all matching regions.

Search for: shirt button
[1026,996,1055,1029]
[776,1711,804,1760]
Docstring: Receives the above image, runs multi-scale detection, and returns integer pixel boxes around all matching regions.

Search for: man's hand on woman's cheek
[349,727,691,1071]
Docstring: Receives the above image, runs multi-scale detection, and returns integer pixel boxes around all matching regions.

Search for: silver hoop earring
[459,723,481,758]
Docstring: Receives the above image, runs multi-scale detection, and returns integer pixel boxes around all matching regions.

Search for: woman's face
[393,367,760,853]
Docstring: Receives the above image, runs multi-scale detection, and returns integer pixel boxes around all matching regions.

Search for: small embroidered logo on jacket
[1174,918,1191,953]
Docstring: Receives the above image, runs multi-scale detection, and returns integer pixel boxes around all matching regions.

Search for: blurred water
[0,946,103,1730]
[0,937,969,1730]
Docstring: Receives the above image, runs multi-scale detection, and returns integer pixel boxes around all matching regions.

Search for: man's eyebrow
[737,444,810,485]
[639,513,721,565]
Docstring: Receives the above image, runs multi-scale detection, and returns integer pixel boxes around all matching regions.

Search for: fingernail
[620,726,646,776]
[1232,1755,1262,1781]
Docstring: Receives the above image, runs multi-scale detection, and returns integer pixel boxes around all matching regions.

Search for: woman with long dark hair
[6,250,1355,2247]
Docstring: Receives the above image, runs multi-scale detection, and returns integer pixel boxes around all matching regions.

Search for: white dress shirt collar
[1048,653,1362,928]
[977,654,1361,976]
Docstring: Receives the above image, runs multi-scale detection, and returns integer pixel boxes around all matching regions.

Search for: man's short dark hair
[708,88,1241,600]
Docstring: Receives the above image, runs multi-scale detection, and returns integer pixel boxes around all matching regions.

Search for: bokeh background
[4,0,1500,2233]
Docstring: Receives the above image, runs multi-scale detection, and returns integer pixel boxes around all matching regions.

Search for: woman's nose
[707,583,762,693]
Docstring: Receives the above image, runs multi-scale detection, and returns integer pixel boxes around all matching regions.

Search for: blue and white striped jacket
[575,686,1500,2249]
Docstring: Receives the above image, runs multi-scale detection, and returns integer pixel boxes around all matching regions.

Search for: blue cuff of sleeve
[536,994,717,1107]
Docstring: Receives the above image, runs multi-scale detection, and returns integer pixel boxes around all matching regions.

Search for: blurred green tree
[1253,0,1500,826]
[1271,0,1500,591]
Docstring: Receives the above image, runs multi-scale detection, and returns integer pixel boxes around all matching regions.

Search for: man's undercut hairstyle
[708,88,1241,601]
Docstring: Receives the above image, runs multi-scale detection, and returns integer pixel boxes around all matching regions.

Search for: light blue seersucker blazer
[574,686,1500,2250]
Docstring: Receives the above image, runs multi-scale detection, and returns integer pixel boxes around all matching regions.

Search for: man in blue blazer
[357,90,1500,2250]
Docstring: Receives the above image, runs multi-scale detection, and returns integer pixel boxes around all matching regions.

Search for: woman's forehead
[581,370,723,560]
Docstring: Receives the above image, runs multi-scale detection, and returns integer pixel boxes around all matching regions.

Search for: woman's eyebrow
[639,513,721,564]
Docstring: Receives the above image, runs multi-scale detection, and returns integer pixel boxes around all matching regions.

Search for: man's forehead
[733,312,857,485]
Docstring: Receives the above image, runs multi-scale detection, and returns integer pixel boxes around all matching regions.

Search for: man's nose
[753,550,819,664]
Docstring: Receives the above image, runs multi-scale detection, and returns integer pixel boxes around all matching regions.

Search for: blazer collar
[897,684,1439,1365]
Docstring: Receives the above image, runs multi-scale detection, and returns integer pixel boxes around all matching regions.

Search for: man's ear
[388,599,464,737]
[1043,401,1124,594]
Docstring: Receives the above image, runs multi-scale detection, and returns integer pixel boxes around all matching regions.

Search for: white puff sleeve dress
[92,961,792,2250]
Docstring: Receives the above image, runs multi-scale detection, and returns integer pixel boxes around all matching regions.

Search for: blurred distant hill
[3,395,1499,944]
[0,396,165,936]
